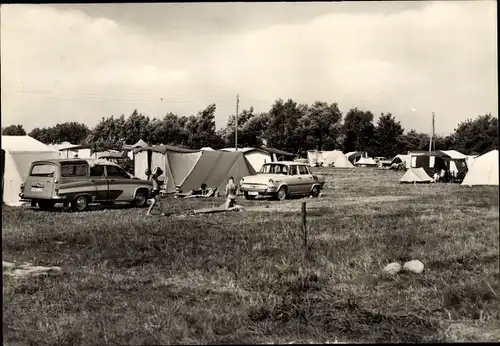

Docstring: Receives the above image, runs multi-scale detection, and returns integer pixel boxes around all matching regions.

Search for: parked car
[19,158,153,211]
[239,161,325,201]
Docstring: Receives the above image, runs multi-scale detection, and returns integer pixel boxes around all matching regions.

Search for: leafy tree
[374,113,405,157]
[122,110,151,145]
[87,115,127,151]
[51,122,89,144]
[342,108,375,154]
[222,107,269,148]
[400,129,430,152]
[300,101,343,152]
[449,114,498,154]
[2,124,26,136]
[264,99,305,152]
[149,113,189,146]
[185,104,224,149]
[29,127,53,144]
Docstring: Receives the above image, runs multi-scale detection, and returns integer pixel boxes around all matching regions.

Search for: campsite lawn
[2,168,499,344]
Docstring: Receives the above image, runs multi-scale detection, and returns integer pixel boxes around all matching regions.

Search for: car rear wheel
[244,192,255,200]
[277,187,288,201]
[310,186,320,198]
[72,195,89,212]
[133,190,148,208]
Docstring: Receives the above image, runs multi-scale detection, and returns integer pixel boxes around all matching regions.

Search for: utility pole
[432,112,435,151]
[235,94,239,151]
[429,112,434,152]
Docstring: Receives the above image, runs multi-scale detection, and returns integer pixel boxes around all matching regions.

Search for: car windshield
[259,164,289,175]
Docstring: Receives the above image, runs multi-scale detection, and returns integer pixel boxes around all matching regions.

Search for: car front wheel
[277,187,288,201]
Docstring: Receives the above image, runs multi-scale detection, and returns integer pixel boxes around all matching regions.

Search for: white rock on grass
[6,266,62,278]
[403,260,425,274]
[3,261,15,269]
[383,262,402,275]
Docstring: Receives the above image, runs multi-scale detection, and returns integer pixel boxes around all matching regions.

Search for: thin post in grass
[302,201,307,259]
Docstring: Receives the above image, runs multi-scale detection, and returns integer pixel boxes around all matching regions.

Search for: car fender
[133,186,151,198]
[275,183,288,192]
[72,193,94,203]
[309,183,322,192]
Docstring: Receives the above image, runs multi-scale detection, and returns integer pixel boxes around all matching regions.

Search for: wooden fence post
[302,201,307,258]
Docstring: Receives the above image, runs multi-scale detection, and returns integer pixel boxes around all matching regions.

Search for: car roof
[32,158,121,167]
[263,161,307,166]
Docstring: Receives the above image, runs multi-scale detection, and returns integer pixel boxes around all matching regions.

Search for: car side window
[289,165,298,176]
[106,165,130,179]
[90,165,105,177]
[298,165,309,175]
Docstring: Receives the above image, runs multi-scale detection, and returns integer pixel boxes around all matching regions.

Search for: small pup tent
[355,157,377,167]
[399,167,433,184]
[1,136,62,206]
[135,146,256,193]
[345,151,365,164]
[461,149,499,186]
[390,154,411,169]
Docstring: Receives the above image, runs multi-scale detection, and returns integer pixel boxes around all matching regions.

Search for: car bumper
[240,184,279,195]
[19,193,67,202]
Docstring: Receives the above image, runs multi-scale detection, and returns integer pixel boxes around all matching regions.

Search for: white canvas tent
[333,153,355,168]
[355,157,377,167]
[390,154,411,169]
[2,136,62,206]
[461,150,498,186]
[400,167,433,184]
[307,150,354,168]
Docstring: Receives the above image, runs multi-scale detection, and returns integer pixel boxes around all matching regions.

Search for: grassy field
[2,168,499,344]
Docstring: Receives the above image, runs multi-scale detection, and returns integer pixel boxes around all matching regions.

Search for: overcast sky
[1,1,497,135]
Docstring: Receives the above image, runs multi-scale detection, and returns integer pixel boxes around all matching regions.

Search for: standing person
[146,167,167,216]
[225,177,237,209]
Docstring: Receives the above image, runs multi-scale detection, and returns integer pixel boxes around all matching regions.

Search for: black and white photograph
[1,1,499,344]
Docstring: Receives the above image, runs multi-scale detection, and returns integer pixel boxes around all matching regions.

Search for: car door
[105,165,135,201]
[89,165,109,201]
[298,164,314,194]
[287,165,301,195]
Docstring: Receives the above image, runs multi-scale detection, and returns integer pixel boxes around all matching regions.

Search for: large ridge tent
[1,136,62,206]
[307,150,354,168]
[409,150,468,178]
[135,146,256,193]
[221,147,272,172]
[400,167,433,184]
[461,149,498,186]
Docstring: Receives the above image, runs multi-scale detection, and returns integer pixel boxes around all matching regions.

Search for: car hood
[240,174,287,184]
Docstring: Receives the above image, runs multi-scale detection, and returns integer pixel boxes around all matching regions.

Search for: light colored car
[19,158,153,211]
[239,161,325,201]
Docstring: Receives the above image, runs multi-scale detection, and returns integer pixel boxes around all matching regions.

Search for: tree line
[2,99,498,157]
